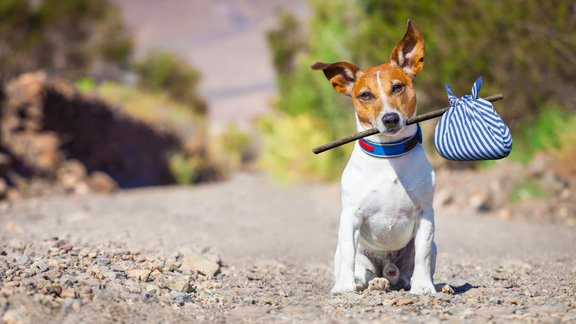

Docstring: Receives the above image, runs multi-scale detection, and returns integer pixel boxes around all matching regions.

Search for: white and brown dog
[313,20,437,295]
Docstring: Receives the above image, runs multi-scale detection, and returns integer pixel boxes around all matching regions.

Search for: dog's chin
[376,125,404,137]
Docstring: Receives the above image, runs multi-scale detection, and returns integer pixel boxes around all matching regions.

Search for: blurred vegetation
[77,81,218,184]
[262,0,576,181]
[77,81,206,135]
[0,0,132,82]
[135,51,207,115]
[508,179,547,203]
[211,124,254,172]
[0,0,217,185]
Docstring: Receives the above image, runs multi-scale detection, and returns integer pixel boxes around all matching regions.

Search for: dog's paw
[368,278,390,292]
[330,284,356,296]
[409,281,435,295]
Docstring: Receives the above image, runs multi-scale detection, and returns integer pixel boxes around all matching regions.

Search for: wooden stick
[312,94,504,154]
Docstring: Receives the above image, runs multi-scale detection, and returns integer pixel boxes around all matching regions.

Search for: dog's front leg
[331,210,360,295]
[410,207,436,295]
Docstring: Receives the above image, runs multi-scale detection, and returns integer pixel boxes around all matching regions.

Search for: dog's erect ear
[390,20,425,78]
[311,61,361,96]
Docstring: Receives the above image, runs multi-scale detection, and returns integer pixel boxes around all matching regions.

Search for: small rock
[47,259,60,271]
[243,298,257,305]
[167,276,196,293]
[57,160,88,194]
[48,285,62,297]
[17,255,30,265]
[170,291,191,304]
[124,281,141,294]
[87,171,118,193]
[79,286,94,298]
[181,252,220,277]
[103,271,125,280]
[35,261,49,273]
[126,269,151,282]
[60,288,77,299]
[78,248,90,258]
[145,284,159,296]
[59,244,73,252]
[2,307,27,324]
[396,299,414,306]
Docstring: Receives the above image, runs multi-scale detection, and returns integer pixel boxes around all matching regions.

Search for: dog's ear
[311,61,361,96]
[390,20,425,78]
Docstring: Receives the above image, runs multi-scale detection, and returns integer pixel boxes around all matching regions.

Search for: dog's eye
[392,83,405,94]
[358,91,374,101]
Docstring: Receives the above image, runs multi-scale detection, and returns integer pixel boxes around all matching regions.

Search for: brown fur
[312,20,425,130]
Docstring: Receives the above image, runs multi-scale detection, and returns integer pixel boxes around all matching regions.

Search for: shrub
[0,0,133,82]
[135,51,206,114]
[262,0,576,181]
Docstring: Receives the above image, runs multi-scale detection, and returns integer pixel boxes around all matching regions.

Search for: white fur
[331,110,437,295]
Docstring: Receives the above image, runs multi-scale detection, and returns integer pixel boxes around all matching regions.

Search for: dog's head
[312,20,424,136]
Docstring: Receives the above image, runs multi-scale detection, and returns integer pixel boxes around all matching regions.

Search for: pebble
[170,291,191,304]
[60,288,77,298]
[35,261,49,273]
[17,255,30,265]
[167,276,196,293]
[181,252,220,277]
[1,237,573,322]
[396,299,414,306]
[126,269,151,282]
[124,281,142,294]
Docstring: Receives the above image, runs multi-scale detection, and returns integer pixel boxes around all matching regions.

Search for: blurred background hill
[0,0,574,225]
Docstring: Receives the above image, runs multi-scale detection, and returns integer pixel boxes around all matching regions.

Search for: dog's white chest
[341,144,434,252]
[356,182,419,250]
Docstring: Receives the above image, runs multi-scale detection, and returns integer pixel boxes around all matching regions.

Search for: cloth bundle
[434,77,512,160]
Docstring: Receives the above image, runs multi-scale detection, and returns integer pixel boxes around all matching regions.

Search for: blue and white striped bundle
[434,77,512,161]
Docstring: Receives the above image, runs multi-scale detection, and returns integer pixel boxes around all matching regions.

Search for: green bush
[261,0,576,181]
[506,108,573,163]
[135,51,206,114]
[508,179,548,203]
[78,81,205,134]
[258,114,351,182]
[168,153,198,185]
[0,0,133,81]
[211,124,253,171]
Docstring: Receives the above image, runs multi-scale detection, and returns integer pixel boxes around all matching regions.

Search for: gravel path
[0,172,575,322]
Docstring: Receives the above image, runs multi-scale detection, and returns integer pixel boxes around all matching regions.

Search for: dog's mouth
[380,125,403,135]
[375,116,406,135]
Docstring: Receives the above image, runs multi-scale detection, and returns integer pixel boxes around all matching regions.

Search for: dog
[312,20,437,295]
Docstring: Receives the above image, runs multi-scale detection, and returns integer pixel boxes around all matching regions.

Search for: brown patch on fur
[390,20,425,77]
[351,65,416,128]
[311,62,360,96]
[311,20,424,128]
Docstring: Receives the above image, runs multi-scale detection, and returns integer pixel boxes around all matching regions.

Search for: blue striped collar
[358,125,422,158]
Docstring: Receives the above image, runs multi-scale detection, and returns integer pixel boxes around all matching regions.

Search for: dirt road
[1,172,575,322]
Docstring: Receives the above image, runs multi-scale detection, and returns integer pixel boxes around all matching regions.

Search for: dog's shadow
[448,282,478,295]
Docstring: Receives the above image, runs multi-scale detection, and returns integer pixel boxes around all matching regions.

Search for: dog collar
[358,125,422,158]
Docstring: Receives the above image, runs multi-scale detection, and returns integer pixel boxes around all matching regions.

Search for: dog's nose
[382,113,400,127]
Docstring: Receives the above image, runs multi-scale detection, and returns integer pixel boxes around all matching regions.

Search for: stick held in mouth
[311,94,503,154]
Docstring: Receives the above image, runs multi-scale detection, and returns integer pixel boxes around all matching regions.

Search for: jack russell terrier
[312,20,437,295]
